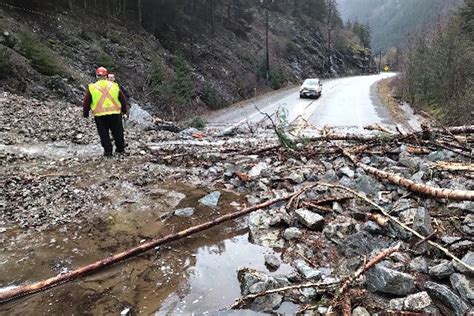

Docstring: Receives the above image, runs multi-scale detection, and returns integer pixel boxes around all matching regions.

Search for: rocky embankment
[1,91,473,314]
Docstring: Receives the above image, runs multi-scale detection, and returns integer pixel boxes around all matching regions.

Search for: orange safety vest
[88,80,122,116]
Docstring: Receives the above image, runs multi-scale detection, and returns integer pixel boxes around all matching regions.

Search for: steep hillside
[336,0,463,52]
[0,1,375,121]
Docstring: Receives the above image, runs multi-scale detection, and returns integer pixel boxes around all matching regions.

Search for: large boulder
[128,103,155,129]
[366,264,415,296]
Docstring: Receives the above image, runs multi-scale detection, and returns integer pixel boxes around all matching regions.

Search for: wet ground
[1,176,295,315]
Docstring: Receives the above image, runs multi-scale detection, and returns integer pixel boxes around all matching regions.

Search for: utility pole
[265,5,269,81]
[326,0,336,71]
[261,0,273,82]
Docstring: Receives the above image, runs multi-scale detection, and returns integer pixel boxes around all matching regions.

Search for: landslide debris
[1,91,473,314]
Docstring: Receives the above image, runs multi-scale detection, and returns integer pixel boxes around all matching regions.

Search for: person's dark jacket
[83,87,128,118]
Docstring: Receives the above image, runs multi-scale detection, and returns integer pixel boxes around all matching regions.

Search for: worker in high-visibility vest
[83,67,128,157]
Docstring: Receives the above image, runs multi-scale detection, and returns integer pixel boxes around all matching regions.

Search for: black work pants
[94,114,125,155]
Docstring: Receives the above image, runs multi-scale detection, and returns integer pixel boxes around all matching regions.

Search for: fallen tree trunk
[358,161,474,201]
[342,150,474,201]
[0,191,302,304]
[306,125,474,142]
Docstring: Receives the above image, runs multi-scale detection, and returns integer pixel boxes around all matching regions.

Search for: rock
[322,169,338,182]
[341,231,390,257]
[355,174,380,195]
[128,103,155,129]
[332,201,343,213]
[441,236,463,245]
[404,292,433,311]
[264,254,281,270]
[251,294,283,312]
[352,306,370,316]
[462,214,474,235]
[448,201,474,213]
[294,208,324,231]
[398,208,418,224]
[283,227,302,240]
[250,228,284,248]
[338,166,355,178]
[426,150,452,162]
[411,171,424,183]
[425,281,468,316]
[450,273,474,305]
[409,256,429,273]
[366,264,415,296]
[398,151,419,170]
[248,162,268,178]
[449,240,474,252]
[389,297,405,310]
[237,268,270,295]
[387,221,412,240]
[361,221,383,235]
[198,191,221,207]
[452,251,474,277]
[298,288,318,303]
[294,259,322,280]
[412,207,434,236]
[288,171,305,184]
[174,207,195,217]
[323,216,355,240]
[120,307,132,316]
[429,261,454,279]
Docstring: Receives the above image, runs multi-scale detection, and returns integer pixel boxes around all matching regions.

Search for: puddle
[0,183,293,315]
[157,234,293,315]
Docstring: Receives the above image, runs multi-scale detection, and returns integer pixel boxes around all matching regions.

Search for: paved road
[207,73,397,131]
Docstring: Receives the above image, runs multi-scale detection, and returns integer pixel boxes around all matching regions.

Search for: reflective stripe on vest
[88,80,122,116]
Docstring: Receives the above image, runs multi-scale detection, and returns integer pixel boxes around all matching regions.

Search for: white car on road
[300,78,322,98]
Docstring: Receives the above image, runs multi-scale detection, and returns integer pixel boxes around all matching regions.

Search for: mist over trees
[397,0,473,125]
[336,0,463,52]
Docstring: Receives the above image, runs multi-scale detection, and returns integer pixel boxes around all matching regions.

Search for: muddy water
[0,183,294,315]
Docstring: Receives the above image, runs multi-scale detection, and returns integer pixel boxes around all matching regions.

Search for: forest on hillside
[337,0,463,52]
[396,0,473,125]
[1,0,376,120]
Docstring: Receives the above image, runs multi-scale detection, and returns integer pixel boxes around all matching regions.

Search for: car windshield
[304,79,319,86]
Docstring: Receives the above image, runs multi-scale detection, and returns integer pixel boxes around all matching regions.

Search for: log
[0,190,302,304]
[342,149,474,201]
[359,162,474,201]
[306,125,474,143]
